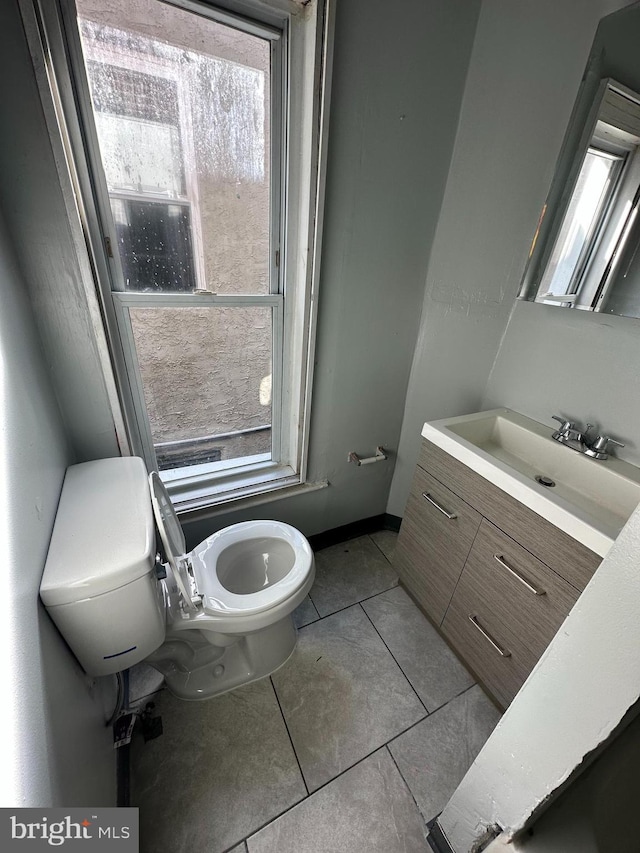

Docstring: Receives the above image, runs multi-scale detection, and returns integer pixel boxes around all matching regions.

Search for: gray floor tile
[369,529,398,563]
[271,604,425,792]
[309,535,398,617]
[362,586,474,711]
[131,678,305,853]
[247,748,429,853]
[389,685,501,823]
[293,595,320,629]
[227,846,246,853]
[128,663,165,708]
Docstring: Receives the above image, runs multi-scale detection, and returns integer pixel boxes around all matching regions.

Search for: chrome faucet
[551,416,625,460]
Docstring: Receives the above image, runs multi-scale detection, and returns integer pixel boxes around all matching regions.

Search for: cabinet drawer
[441,586,533,708]
[458,519,580,660]
[441,519,580,706]
[395,466,481,625]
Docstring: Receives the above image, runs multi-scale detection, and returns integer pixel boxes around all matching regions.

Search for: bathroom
[3,0,640,850]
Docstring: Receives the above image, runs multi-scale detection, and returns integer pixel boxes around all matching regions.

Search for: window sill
[164,460,329,518]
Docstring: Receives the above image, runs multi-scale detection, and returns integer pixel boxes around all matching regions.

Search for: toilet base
[147,615,297,700]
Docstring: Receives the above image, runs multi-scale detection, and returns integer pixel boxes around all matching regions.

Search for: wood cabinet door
[441,519,580,707]
[395,466,481,625]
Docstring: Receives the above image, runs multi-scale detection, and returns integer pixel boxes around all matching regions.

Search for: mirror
[519,5,640,320]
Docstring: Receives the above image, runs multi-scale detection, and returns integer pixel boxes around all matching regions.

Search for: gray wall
[483,2,640,466]
[483,300,640,465]
[0,0,120,463]
[387,0,631,518]
[183,0,481,545]
[0,210,115,807]
[0,0,481,801]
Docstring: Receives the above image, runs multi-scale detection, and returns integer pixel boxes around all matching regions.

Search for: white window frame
[523,79,640,315]
[26,0,332,513]
[81,34,209,290]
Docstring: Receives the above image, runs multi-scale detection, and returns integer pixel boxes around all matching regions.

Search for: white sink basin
[422,409,640,556]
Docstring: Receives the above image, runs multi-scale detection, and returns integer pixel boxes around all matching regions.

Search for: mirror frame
[518,76,640,315]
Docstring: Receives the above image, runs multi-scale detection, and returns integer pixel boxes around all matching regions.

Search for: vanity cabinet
[396,465,481,625]
[395,438,602,707]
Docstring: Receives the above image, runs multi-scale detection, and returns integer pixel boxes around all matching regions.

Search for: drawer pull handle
[422,492,457,519]
[493,554,546,596]
[468,615,511,658]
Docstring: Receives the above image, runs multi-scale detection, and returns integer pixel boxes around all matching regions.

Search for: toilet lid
[149,472,197,611]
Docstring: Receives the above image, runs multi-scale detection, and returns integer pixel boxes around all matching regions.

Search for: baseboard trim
[308,513,401,551]
[427,819,455,853]
[384,513,402,532]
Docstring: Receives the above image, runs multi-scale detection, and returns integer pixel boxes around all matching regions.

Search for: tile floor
[129,530,501,853]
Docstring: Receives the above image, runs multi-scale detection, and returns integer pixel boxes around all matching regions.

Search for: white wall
[483,2,640,467]
[0,210,115,807]
[484,301,640,465]
[0,0,120,464]
[183,0,481,545]
[484,709,640,852]
[387,0,631,517]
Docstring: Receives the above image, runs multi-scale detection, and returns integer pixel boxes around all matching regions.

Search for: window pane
[110,199,195,292]
[129,307,273,471]
[77,0,272,294]
[538,149,620,298]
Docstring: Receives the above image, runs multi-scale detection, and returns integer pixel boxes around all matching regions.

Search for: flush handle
[493,554,546,596]
[422,492,457,519]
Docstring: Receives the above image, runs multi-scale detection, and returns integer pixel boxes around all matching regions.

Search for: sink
[422,408,640,556]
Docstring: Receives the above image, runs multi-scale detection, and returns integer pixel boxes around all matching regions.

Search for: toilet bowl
[39,457,315,700]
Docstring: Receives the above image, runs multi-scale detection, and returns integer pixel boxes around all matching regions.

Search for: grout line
[367,532,396,567]
[236,789,309,849]
[269,676,310,797]
[301,595,320,625]
[358,603,429,717]
[309,597,320,621]
[221,841,249,853]
[242,713,432,845]
[301,714,429,800]
[386,709,432,749]
[426,682,478,718]
[385,744,430,828]
[307,581,400,624]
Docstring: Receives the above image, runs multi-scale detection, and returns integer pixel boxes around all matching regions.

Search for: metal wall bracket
[348,446,387,466]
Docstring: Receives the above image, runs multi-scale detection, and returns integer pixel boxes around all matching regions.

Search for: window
[528,80,640,315]
[38,0,328,510]
[536,146,625,305]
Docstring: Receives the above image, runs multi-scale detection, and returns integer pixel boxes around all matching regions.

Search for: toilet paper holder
[348,446,388,466]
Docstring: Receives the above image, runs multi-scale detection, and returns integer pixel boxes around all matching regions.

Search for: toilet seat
[149,472,200,612]
[191,521,313,617]
[149,473,313,619]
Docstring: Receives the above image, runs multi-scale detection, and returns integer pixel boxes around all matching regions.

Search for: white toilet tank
[40,457,166,676]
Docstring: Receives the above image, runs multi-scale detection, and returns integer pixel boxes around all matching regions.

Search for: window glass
[538,149,620,299]
[77,0,272,295]
[110,199,195,292]
[129,306,273,471]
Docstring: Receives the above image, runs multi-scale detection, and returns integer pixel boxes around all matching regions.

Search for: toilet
[39,457,315,700]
